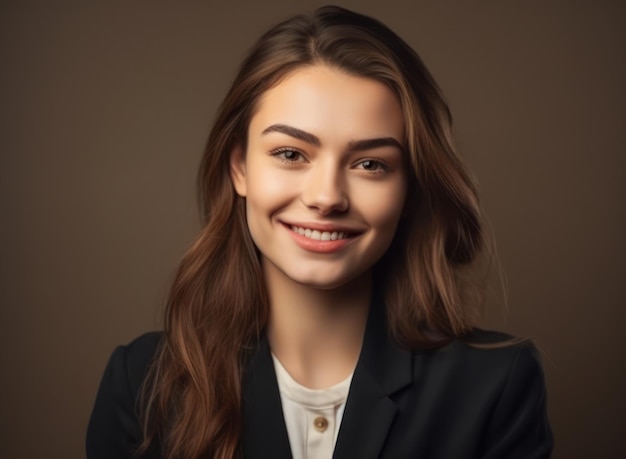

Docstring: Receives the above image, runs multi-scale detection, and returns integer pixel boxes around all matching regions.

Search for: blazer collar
[241,295,413,459]
[333,295,413,459]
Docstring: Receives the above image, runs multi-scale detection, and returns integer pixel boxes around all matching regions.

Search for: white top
[271,354,353,459]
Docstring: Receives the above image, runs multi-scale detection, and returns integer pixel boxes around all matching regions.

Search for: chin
[296,278,349,291]
[287,267,363,291]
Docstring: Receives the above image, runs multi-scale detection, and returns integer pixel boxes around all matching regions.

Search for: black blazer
[87,304,553,458]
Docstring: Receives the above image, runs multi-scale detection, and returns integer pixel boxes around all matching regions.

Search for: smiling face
[230,65,408,290]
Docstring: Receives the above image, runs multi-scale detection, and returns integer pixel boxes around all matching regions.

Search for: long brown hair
[139,5,486,458]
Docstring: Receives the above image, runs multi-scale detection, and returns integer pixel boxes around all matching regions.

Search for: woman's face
[230,65,408,290]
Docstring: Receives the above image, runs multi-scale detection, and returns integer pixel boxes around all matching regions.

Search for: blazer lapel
[241,337,292,459]
[333,298,413,459]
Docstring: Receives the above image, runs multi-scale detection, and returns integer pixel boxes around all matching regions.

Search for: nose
[301,162,349,215]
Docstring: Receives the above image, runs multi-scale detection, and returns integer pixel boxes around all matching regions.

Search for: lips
[281,221,363,253]
[290,225,350,241]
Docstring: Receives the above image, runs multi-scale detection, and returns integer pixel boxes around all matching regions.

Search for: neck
[264,261,371,389]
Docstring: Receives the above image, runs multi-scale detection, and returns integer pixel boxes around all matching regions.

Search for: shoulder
[423,328,543,367]
[86,332,164,458]
[120,331,164,371]
[451,328,549,399]
[450,330,553,457]
[402,330,552,456]
[410,329,548,404]
[113,331,164,395]
[459,329,545,379]
[91,330,164,406]
[465,328,543,362]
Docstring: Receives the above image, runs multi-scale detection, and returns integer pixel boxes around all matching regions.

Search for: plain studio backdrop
[1,1,624,458]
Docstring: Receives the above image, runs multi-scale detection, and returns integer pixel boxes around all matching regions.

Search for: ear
[229,144,247,197]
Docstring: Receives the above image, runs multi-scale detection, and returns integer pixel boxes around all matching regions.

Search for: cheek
[353,183,407,231]
[244,168,299,242]
[246,168,298,213]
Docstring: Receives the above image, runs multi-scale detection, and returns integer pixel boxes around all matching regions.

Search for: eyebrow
[261,123,404,153]
[262,124,321,147]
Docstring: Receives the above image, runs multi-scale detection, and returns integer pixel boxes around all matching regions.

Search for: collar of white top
[271,353,354,409]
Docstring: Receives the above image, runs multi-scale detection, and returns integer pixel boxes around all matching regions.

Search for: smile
[290,225,351,241]
[282,222,361,254]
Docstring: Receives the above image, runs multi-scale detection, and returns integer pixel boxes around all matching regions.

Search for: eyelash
[269,148,392,175]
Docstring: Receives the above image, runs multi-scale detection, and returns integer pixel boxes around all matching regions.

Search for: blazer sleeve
[481,344,554,458]
[86,333,161,459]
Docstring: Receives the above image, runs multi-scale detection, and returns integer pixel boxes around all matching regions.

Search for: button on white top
[313,416,329,432]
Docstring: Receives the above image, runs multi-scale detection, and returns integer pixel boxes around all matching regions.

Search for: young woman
[87,6,552,459]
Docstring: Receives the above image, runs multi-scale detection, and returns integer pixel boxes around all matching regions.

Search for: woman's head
[200,5,483,337]
[229,64,408,290]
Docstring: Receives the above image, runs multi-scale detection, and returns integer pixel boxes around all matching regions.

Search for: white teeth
[290,225,350,241]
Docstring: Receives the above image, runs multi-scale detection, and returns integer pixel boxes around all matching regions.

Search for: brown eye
[355,158,389,173]
[282,150,299,160]
[272,148,306,164]
[362,160,377,170]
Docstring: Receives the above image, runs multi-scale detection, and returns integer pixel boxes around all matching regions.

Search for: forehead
[249,65,404,144]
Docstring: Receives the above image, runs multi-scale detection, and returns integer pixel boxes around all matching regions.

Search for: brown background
[1,1,624,458]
